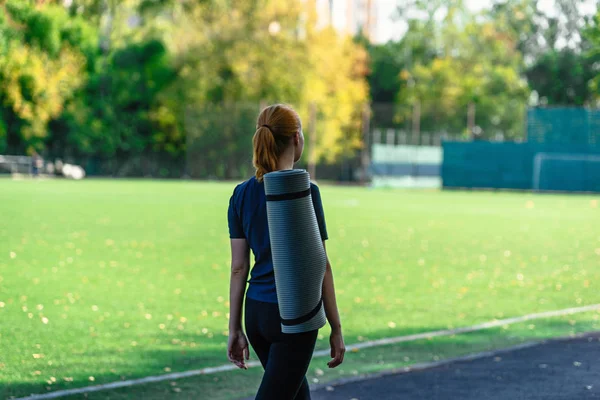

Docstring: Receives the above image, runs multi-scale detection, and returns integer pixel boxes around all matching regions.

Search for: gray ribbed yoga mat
[264,169,327,334]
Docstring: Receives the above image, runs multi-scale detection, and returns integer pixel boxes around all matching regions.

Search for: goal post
[533,153,600,192]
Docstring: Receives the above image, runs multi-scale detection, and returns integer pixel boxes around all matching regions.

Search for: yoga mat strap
[280,298,323,326]
[266,188,311,202]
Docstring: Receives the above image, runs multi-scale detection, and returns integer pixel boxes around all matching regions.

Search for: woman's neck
[276,150,295,171]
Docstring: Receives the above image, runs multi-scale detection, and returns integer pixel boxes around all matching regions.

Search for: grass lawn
[1,178,599,399]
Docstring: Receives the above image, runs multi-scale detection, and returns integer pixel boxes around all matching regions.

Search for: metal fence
[443,107,600,192]
[527,107,600,147]
[183,102,473,182]
[185,102,258,180]
[24,101,522,181]
[0,155,32,175]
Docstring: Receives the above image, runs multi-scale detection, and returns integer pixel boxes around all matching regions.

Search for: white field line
[336,303,600,354]
[13,303,600,400]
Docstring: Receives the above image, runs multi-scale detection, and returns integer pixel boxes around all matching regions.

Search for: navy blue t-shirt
[227,176,328,304]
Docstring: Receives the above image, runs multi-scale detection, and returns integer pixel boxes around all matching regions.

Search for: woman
[227,104,345,399]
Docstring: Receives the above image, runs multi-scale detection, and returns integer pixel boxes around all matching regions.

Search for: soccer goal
[0,155,33,177]
[533,153,600,193]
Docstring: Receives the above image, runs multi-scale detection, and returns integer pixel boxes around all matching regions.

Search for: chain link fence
[31,101,527,181]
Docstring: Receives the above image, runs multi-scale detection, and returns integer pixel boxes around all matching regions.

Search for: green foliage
[582,10,600,103]
[384,0,597,138]
[367,41,405,103]
[0,0,596,166]
[301,25,369,163]
[489,0,544,58]
[167,0,368,167]
[64,39,178,157]
[526,49,595,106]
[0,43,84,148]
[0,2,87,154]
[492,0,596,107]
[5,1,97,57]
[396,4,529,138]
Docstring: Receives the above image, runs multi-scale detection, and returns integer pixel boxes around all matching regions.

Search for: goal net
[533,153,600,192]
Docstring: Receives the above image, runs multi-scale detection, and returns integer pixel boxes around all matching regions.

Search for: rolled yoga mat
[264,169,327,334]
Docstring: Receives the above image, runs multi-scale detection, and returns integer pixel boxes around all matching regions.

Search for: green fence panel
[442,142,600,192]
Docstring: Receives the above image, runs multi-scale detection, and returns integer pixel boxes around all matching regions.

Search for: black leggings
[244,297,318,400]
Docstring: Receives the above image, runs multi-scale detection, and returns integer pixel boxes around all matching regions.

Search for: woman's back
[228,176,328,304]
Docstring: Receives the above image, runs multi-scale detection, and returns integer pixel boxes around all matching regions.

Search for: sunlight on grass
[0,179,599,399]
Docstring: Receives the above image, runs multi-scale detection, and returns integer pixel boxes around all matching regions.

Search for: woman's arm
[322,242,341,332]
[227,238,250,369]
[322,241,345,368]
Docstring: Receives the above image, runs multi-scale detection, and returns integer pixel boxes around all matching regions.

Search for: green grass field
[1,178,599,399]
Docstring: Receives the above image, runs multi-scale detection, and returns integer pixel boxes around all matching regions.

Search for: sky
[330,0,599,44]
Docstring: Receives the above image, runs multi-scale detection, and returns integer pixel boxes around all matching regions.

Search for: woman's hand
[227,329,250,370]
[327,329,346,368]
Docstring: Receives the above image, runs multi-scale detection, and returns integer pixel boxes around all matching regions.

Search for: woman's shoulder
[230,177,261,202]
[232,176,258,191]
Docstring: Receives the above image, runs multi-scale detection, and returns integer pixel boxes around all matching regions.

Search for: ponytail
[253,126,279,182]
[252,104,301,182]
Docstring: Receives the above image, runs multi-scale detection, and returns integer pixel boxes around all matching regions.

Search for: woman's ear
[294,131,300,146]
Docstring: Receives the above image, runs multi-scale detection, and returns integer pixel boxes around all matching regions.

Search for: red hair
[253,104,301,182]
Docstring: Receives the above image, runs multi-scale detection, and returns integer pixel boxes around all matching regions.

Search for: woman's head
[253,104,304,182]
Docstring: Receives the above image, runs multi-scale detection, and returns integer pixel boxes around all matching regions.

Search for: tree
[160,0,368,174]
[366,24,438,105]
[0,0,369,177]
[63,39,178,158]
[395,3,529,139]
[151,0,310,178]
[367,41,403,103]
[301,25,369,163]
[490,0,597,106]
[582,9,600,104]
[489,0,545,63]
[526,49,595,106]
[490,0,592,57]
[0,1,90,154]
